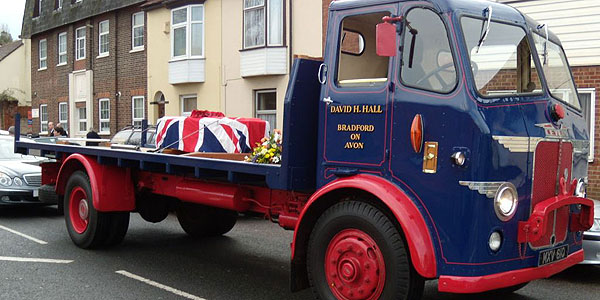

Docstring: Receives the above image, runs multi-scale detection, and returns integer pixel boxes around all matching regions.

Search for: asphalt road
[1,206,600,300]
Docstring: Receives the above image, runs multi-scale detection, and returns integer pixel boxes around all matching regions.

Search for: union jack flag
[155,115,270,153]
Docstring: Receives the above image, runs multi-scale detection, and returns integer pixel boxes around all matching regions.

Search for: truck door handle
[322,97,333,105]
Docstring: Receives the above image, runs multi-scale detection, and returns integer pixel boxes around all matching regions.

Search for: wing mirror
[376,16,402,57]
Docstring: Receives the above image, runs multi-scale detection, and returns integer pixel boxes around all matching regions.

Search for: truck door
[317,4,398,186]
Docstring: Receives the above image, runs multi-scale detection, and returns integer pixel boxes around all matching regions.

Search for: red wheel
[307,201,424,300]
[325,229,385,300]
[64,171,129,249]
[69,187,89,234]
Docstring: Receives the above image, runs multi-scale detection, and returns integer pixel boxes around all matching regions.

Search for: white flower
[272,156,280,163]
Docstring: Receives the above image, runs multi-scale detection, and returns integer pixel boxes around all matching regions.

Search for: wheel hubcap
[69,187,89,234]
[325,229,386,300]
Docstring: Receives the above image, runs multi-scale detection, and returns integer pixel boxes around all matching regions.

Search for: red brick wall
[573,66,600,199]
[30,4,147,138]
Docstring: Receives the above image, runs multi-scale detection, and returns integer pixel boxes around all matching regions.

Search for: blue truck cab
[13,0,594,298]
[309,0,594,297]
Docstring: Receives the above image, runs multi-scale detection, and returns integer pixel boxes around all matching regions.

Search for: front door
[317,4,398,187]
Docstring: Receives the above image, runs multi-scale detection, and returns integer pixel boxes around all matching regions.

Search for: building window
[40,104,48,133]
[132,96,145,126]
[55,0,61,10]
[58,102,68,129]
[99,98,110,134]
[78,107,87,133]
[132,12,144,50]
[38,0,43,16]
[579,88,596,162]
[39,39,47,70]
[243,0,283,49]
[98,20,109,56]
[255,90,276,129]
[58,32,67,65]
[171,5,204,59]
[75,27,86,60]
[180,95,197,116]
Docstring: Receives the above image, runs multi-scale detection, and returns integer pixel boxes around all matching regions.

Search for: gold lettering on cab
[330,105,383,114]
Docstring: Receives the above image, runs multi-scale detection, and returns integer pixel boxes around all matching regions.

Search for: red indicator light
[550,104,565,122]
[411,114,423,153]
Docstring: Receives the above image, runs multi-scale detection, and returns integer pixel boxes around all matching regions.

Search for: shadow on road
[0,205,61,218]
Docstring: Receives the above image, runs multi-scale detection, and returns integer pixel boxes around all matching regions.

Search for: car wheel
[176,202,237,238]
[64,171,129,248]
[307,200,424,300]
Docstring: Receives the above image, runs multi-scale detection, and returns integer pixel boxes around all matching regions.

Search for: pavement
[0,206,599,300]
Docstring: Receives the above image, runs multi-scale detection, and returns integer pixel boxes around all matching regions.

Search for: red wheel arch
[292,174,437,282]
[55,154,135,212]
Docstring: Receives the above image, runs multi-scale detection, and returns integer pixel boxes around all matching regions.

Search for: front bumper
[0,188,41,205]
[438,249,583,293]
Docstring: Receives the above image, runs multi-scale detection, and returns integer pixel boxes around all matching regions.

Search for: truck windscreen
[461,17,542,98]
[532,34,581,110]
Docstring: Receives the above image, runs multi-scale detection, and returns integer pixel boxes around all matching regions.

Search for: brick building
[21,0,147,138]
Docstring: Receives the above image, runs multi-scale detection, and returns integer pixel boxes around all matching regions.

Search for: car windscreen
[461,17,542,97]
[111,130,133,144]
[0,137,28,160]
[532,34,581,110]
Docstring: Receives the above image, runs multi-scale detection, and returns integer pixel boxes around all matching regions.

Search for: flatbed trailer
[14,0,596,299]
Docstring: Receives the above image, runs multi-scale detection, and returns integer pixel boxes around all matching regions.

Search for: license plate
[538,245,568,266]
[33,189,39,198]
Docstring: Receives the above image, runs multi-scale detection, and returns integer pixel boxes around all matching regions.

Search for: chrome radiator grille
[23,174,42,187]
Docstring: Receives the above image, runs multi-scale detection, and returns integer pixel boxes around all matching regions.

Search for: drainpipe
[114,10,119,132]
[288,0,293,71]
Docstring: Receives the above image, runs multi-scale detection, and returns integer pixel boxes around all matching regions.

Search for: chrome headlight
[494,182,518,221]
[13,177,23,186]
[0,173,12,186]
[575,178,587,198]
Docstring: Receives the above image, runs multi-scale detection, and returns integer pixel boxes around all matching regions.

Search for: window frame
[40,104,48,134]
[57,32,67,65]
[75,26,86,60]
[254,89,277,129]
[58,102,68,129]
[98,98,110,134]
[577,88,596,162]
[180,94,197,117]
[243,0,284,49]
[170,5,205,60]
[132,12,145,51]
[55,0,62,10]
[132,96,145,127]
[399,7,459,94]
[459,15,544,99]
[98,20,109,57]
[38,39,47,70]
[38,0,43,16]
[77,107,87,134]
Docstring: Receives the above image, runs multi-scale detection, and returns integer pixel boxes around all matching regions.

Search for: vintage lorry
[14,0,595,298]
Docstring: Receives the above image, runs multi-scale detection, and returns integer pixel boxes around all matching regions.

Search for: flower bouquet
[245,130,282,164]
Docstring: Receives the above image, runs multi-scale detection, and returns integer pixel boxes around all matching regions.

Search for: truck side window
[401,8,457,93]
[461,17,542,97]
[337,12,389,87]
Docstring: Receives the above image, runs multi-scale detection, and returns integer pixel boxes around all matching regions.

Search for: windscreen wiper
[537,23,549,65]
[476,6,493,53]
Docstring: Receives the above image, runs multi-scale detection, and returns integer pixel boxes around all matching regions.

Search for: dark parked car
[0,135,46,205]
[110,125,157,148]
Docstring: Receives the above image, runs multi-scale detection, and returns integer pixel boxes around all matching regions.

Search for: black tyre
[307,201,424,300]
[64,171,129,249]
[176,202,237,238]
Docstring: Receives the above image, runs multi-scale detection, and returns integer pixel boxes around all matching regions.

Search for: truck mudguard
[292,174,437,278]
[55,153,135,212]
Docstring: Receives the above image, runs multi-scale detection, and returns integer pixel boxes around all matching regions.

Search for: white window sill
[40,131,48,135]
[56,62,67,67]
[97,53,109,59]
[169,56,205,63]
[99,132,110,135]
[38,67,47,71]
[75,58,85,61]
[130,47,145,53]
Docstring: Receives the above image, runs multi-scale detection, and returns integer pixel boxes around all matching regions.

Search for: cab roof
[329,0,561,44]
